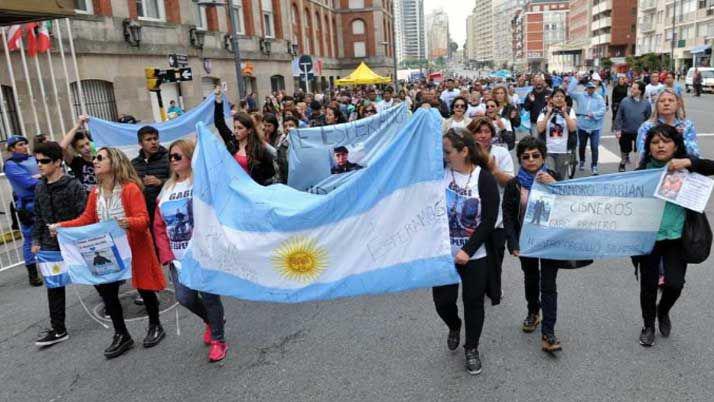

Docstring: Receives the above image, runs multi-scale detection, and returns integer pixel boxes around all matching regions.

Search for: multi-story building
[636,0,714,71]
[512,8,525,70]
[0,0,396,133]
[426,8,449,59]
[492,0,525,69]
[395,0,426,64]
[590,0,637,63]
[465,12,479,64]
[473,0,495,67]
[514,0,569,71]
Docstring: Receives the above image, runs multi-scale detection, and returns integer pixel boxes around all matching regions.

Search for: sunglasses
[37,158,54,165]
[364,109,376,114]
[486,104,497,108]
[169,153,183,161]
[520,153,542,161]
[93,154,107,162]
[453,104,466,109]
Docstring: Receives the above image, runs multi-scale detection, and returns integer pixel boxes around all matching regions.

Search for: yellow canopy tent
[335,62,392,86]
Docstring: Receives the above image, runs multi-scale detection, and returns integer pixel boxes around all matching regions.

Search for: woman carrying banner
[634,124,713,347]
[441,96,472,134]
[502,136,563,352]
[433,128,499,375]
[214,87,276,185]
[492,85,521,130]
[54,147,167,358]
[153,139,228,362]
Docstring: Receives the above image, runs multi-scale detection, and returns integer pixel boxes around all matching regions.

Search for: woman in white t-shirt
[441,96,472,134]
[432,127,499,376]
[535,88,577,179]
[153,139,228,363]
[468,117,515,279]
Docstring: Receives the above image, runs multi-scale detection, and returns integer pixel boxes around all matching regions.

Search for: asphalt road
[1,91,714,402]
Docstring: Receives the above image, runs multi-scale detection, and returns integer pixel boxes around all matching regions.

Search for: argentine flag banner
[519,169,666,260]
[57,220,132,285]
[37,251,71,288]
[287,103,409,193]
[88,93,231,157]
[180,108,458,303]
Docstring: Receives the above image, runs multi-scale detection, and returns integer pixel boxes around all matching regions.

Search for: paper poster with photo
[654,169,714,213]
[545,112,568,154]
[57,220,132,285]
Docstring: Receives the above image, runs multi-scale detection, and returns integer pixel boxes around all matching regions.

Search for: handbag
[499,130,516,150]
[682,210,712,264]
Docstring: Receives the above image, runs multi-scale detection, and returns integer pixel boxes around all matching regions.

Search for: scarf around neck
[516,166,547,190]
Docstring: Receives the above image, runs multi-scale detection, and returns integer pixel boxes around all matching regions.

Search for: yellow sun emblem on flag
[271,237,328,283]
[51,264,61,275]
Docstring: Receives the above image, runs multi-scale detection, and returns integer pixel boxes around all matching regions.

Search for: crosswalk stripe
[601,133,714,139]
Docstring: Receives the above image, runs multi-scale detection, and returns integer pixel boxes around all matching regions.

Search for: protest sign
[654,169,714,213]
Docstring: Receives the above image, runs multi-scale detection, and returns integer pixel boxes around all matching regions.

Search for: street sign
[298,55,313,73]
[168,53,188,68]
[178,67,193,81]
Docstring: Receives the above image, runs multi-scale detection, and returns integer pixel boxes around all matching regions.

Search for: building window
[136,0,165,21]
[349,0,365,8]
[194,3,208,30]
[71,80,118,122]
[231,0,246,35]
[353,41,366,57]
[263,0,275,38]
[75,0,93,14]
[270,75,286,92]
[0,86,21,140]
[352,19,365,35]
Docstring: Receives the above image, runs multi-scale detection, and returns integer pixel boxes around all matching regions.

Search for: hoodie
[131,146,170,222]
[32,175,87,251]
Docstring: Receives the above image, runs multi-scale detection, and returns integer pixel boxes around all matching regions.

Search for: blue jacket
[4,153,40,211]
[567,79,606,132]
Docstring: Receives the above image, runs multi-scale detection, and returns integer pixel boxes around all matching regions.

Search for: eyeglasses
[486,104,497,109]
[364,109,376,114]
[169,153,183,162]
[520,153,542,161]
[453,104,466,109]
[36,158,53,165]
[92,154,107,162]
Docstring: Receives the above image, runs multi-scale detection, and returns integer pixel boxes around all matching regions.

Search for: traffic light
[145,67,162,91]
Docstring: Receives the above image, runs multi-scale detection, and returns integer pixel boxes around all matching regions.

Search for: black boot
[143,324,165,348]
[26,264,43,287]
[104,333,134,358]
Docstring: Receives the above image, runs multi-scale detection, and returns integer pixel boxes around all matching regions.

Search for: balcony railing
[640,0,657,12]
[592,0,612,15]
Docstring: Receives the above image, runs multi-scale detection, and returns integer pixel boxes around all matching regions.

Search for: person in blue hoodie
[4,135,43,286]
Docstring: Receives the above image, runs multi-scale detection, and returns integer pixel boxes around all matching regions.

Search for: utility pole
[199,1,244,99]
[670,0,676,72]
[392,0,399,92]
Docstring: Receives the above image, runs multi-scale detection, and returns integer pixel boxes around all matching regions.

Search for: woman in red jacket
[154,139,228,362]
[56,147,167,359]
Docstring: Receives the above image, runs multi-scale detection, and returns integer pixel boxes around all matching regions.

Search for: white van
[685,67,714,93]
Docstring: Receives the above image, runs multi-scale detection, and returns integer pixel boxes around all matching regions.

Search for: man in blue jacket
[4,135,43,286]
[567,78,607,175]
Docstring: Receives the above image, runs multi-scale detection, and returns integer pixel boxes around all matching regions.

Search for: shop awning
[691,44,711,54]
[1,0,75,26]
[335,62,391,86]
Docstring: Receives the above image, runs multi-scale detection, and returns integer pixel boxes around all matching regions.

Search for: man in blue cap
[567,76,607,175]
[4,135,43,286]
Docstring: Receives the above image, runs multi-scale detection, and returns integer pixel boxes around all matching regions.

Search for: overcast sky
[423,1,467,48]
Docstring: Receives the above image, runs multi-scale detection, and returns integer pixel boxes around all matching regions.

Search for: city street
[1,92,714,402]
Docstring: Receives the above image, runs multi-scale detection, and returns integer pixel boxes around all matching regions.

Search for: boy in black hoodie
[31,142,86,347]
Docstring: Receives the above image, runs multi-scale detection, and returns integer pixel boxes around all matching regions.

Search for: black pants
[48,286,66,333]
[618,131,637,154]
[432,258,489,350]
[94,282,161,335]
[519,257,558,335]
[639,239,687,328]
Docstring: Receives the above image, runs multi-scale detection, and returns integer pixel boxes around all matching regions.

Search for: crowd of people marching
[3,69,712,375]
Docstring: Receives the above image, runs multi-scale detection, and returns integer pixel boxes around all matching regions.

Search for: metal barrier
[0,172,25,273]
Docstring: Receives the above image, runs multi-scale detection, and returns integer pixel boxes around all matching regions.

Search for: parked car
[685,67,714,93]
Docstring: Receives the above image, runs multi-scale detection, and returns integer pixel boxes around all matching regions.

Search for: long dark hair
[443,127,489,169]
[639,124,687,167]
[262,112,280,145]
[325,105,345,124]
[233,112,266,166]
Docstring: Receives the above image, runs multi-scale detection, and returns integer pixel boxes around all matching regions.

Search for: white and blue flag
[57,220,132,285]
[179,108,458,303]
[88,93,231,157]
[37,250,71,288]
[287,103,409,193]
[519,169,666,260]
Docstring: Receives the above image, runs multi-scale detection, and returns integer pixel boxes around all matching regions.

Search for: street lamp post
[198,0,244,99]
[670,0,676,72]
[391,0,398,92]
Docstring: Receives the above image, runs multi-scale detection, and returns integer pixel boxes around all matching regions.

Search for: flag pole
[18,39,42,134]
[1,28,26,134]
[54,20,77,120]
[65,19,86,116]
[33,55,54,137]
[0,71,11,136]
[46,41,67,135]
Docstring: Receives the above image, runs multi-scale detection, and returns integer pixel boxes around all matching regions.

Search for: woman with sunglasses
[484,99,514,149]
[154,140,228,362]
[54,147,167,358]
[441,96,472,135]
[502,136,562,352]
[214,87,276,185]
[359,103,377,119]
[492,85,521,130]
[433,128,499,375]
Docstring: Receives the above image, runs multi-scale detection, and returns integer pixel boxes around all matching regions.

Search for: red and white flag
[25,22,38,57]
[6,25,23,51]
[36,21,52,54]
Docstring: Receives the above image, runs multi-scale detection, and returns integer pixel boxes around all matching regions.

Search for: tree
[600,57,613,71]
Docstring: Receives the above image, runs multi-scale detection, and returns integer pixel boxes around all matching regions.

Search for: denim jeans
[578,129,600,167]
[170,266,225,341]
[519,257,559,336]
